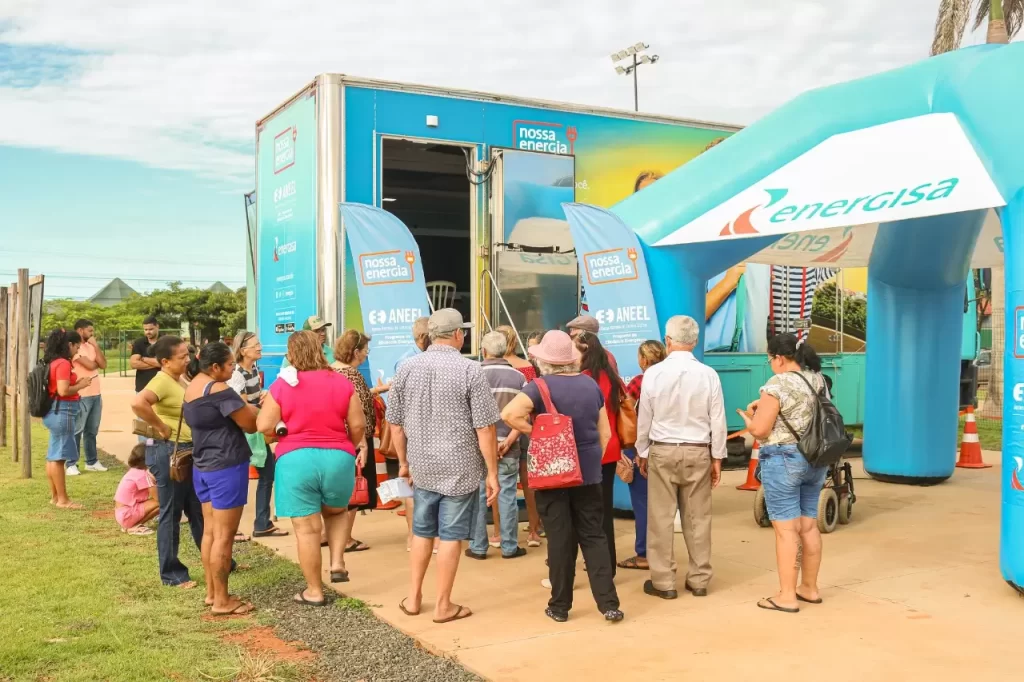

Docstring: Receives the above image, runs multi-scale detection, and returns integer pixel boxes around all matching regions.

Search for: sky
[0,0,1004,299]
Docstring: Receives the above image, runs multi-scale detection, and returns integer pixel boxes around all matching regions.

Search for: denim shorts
[275,447,356,518]
[759,443,828,522]
[193,461,250,510]
[43,400,80,462]
[412,487,477,541]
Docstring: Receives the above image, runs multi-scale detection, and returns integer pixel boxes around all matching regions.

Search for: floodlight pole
[632,53,639,112]
[612,43,658,113]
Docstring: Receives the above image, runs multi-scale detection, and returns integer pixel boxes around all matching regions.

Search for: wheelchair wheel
[838,492,853,525]
[817,488,839,534]
[754,487,771,528]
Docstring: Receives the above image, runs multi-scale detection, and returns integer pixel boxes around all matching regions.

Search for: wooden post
[9,283,18,463]
[17,269,31,478]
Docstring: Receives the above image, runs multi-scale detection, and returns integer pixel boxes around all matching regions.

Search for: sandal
[399,598,420,616]
[757,597,799,614]
[294,591,327,607]
[796,593,823,604]
[330,570,350,583]
[210,601,255,617]
[233,532,250,543]
[253,527,289,538]
[433,604,473,624]
[527,535,542,548]
[617,556,648,570]
[124,525,154,536]
[345,540,370,553]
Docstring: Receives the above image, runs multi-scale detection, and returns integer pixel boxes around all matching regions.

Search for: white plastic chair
[426,280,456,312]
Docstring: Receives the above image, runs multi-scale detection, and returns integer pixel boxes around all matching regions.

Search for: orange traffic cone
[375,449,402,510]
[956,406,991,469]
[737,440,761,491]
[248,465,259,480]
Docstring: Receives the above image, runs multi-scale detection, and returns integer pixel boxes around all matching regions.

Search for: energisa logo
[719,178,960,237]
[512,120,577,155]
[359,250,416,286]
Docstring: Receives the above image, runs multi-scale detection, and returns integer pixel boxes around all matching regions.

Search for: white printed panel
[744,209,1004,268]
[655,113,1006,247]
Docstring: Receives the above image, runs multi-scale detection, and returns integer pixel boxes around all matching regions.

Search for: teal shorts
[275,447,356,518]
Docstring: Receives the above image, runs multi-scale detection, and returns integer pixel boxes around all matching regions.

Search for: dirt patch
[222,626,315,664]
[90,509,114,520]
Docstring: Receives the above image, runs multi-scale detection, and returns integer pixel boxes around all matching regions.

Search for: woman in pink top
[115,444,159,535]
[258,331,367,606]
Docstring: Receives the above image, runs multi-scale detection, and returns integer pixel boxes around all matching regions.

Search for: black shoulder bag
[778,372,851,468]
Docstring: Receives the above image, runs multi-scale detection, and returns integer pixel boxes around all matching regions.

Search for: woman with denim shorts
[257,331,367,606]
[737,333,829,614]
[42,328,94,510]
[184,342,259,616]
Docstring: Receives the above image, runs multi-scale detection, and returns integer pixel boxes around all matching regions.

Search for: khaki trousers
[646,443,713,591]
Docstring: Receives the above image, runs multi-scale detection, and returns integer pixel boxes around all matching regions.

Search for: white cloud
[0,0,994,185]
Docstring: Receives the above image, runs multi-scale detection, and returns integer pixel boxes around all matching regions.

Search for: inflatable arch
[589,44,1024,592]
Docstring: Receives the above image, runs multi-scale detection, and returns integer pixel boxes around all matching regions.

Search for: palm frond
[932,0,972,55]
[973,0,1024,39]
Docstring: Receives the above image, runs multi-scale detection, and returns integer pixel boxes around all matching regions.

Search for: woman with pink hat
[502,331,624,624]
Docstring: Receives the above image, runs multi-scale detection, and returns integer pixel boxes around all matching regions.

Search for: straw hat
[528,330,581,366]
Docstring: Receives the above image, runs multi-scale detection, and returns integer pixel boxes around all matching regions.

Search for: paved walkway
[97,375,1023,682]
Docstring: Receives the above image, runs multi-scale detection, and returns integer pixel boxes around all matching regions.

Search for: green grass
[0,424,307,682]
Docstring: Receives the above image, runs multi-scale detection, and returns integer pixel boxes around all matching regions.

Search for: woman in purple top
[502,330,623,624]
[182,342,259,617]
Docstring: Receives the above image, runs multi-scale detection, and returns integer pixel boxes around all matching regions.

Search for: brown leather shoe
[644,579,678,600]
[685,583,708,597]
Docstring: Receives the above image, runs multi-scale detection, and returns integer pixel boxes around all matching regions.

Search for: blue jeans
[759,443,828,522]
[254,445,276,532]
[147,439,204,586]
[70,395,102,467]
[470,455,521,555]
[43,401,79,462]
[625,450,647,558]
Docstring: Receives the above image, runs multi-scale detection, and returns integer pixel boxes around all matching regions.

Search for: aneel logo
[512,120,577,155]
[583,247,639,285]
[360,250,416,286]
[274,126,297,174]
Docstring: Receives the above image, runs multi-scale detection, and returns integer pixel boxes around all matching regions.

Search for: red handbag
[526,378,584,490]
[349,475,370,507]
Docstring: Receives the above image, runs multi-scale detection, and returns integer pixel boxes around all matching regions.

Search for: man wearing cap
[281,316,334,367]
[566,314,619,374]
[387,308,501,623]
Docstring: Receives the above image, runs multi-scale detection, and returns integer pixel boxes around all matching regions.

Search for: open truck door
[484,148,578,348]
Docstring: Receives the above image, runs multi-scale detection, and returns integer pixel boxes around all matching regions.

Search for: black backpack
[779,372,851,468]
[28,361,55,418]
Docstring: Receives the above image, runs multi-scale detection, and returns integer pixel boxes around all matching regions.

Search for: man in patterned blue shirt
[387,308,500,624]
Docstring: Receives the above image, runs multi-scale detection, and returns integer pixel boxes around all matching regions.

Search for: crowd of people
[38,304,835,620]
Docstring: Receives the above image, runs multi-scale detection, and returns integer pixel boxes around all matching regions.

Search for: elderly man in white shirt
[637,314,727,599]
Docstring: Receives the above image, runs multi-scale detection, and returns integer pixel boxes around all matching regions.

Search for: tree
[931,0,1022,415]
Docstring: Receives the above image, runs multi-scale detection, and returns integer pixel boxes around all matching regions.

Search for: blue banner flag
[340,203,430,387]
[562,203,661,384]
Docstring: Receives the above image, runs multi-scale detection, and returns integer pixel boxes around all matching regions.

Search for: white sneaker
[65,465,81,476]
[541,578,552,589]
[85,462,108,472]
